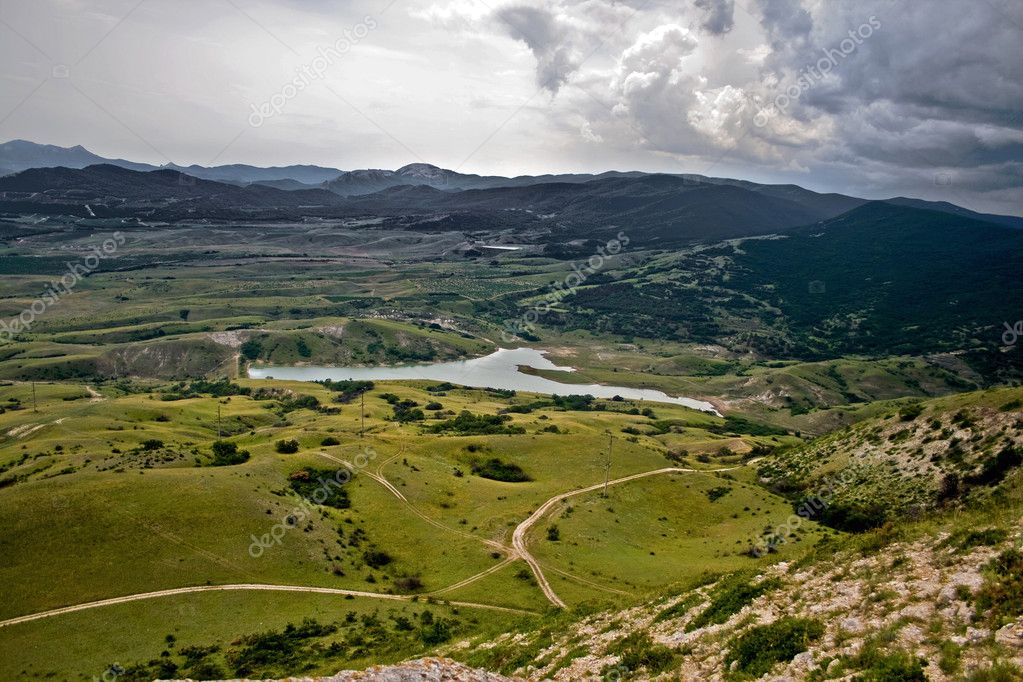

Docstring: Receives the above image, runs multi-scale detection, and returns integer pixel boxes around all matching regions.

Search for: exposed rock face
[443,530,1023,681]
[162,657,517,682]
[329,658,516,681]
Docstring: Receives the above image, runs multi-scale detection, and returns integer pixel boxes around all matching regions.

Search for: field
[0,218,1018,679]
[0,370,819,679]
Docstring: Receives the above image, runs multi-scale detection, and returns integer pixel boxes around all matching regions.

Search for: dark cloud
[749,1,1023,212]
[572,0,1023,212]
[756,0,812,47]
[2,0,1019,215]
[495,5,576,93]
[694,0,734,34]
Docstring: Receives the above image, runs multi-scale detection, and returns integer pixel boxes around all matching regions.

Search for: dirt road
[0,583,533,629]
[512,463,755,608]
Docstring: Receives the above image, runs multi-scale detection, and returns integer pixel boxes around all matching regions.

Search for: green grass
[724,617,824,678]
[527,474,822,598]
[0,590,532,681]
[0,229,1015,679]
[0,375,788,675]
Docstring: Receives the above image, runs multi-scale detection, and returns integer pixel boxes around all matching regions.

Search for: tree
[275,439,299,454]
[210,440,249,466]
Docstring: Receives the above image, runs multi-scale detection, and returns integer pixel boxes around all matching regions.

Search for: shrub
[712,416,788,437]
[814,499,890,532]
[240,339,262,360]
[275,439,300,454]
[394,575,424,592]
[419,618,453,645]
[725,617,823,677]
[706,486,732,502]
[688,574,783,631]
[319,379,373,403]
[549,394,596,411]
[363,549,393,569]
[427,411,525,435]
[965,446,1022,486]
[967,662,1023,681]
[225,618,336,676]
[850,647,928,681]
[653,593,703,624]
[209,440,249,466]
[547,525,560,541]
[288,468,350,509]
[605,632,677,676]
[278,394,319,413]
[975,548,1023,627]
[470,457,532,482]
[392,399,424,422]
[899,403,924,421]
[320,436,340,446]
[939,527,1008,551]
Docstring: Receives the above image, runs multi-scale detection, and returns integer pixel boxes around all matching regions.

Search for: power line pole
[32,382,37,412]
[217,402,222,440]
[602,430,613,497]
[360,391,365,438]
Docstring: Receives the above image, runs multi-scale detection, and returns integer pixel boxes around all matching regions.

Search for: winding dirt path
[336,444,763,609]
[512,462,757,608]
[0,583,533,630]
[0,457,763,629]
[429,556,520,596]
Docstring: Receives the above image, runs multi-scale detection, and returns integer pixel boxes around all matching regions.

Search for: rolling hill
[542,202,1023,378]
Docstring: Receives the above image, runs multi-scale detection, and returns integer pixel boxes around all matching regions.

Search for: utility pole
[217,402,222,440]
[32,382,37,412]
[602,430,613,497]
[360,391,365,438]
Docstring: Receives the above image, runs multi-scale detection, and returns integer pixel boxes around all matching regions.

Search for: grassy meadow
[0,372,810,679]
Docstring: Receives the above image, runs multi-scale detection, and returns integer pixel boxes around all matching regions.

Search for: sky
[0,0,1021,215]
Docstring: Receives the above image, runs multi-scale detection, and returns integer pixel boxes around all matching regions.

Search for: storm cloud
[0,0,1018,215]
[694,0,735,35]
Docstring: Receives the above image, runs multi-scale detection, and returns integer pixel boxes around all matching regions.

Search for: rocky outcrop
[163,657,517,682]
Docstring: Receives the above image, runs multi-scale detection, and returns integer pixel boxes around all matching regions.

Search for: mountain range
[0,139,343,186]
[1,139,1021,240]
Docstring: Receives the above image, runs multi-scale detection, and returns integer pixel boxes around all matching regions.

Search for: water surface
[248,347,719,413]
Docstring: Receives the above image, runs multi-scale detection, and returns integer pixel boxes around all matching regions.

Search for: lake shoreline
[248,347,721,414]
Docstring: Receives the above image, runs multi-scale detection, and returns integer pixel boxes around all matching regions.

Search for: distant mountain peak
[396,163,447,179]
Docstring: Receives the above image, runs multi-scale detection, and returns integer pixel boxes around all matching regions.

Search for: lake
[247,347,719,414]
